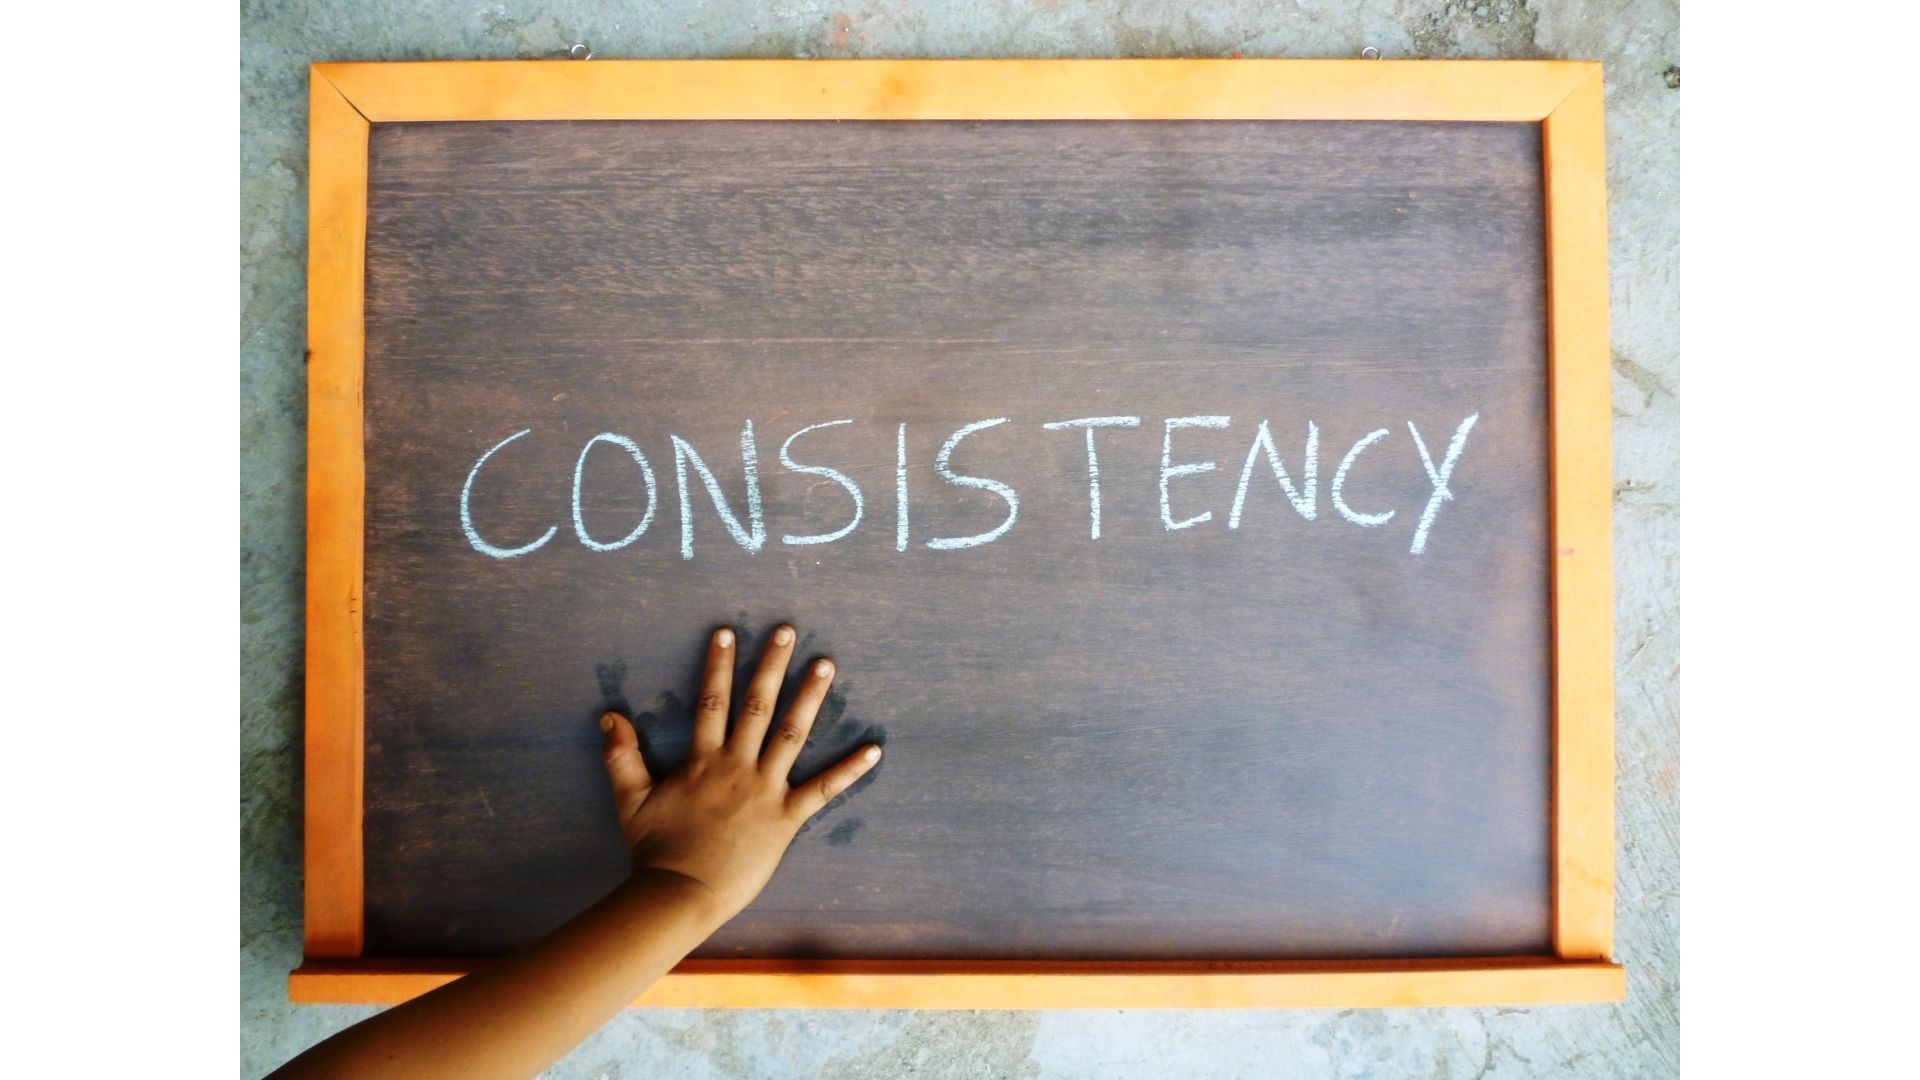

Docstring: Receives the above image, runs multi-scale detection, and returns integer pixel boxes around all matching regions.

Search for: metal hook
[1361,46,1381,60]
[567,42,593,60]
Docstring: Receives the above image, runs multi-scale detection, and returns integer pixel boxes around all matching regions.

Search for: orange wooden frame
[297,59,1618,1008]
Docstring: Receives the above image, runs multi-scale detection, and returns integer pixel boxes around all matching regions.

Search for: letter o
[571,433,658,551]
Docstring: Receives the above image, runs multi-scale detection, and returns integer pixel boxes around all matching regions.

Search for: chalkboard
[354,116,1552,964]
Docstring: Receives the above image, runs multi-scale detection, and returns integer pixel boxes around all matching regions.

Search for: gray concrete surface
[241,2,1679,1075]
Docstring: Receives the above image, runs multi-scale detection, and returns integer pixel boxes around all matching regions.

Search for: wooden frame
[297,59,1618,1008]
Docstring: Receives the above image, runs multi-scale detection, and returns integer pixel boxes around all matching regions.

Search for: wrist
[621,866,737,930]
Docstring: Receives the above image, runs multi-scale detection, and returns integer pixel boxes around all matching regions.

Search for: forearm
[275,870,729,1079]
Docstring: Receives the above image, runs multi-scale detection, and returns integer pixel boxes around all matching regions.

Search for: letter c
[460,429,558,559]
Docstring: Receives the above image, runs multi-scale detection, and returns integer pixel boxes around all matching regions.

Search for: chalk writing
[461,428,557,559]
[779,420,863,547]
[1160,416,1232,531]
[571,433,657,551]
[459,413,1481,560]
[926,418,1020,551]
[1043,416,1142,540]
[1331,428,1395,528]
[1408,414,1480,555]
[894,422,909,553]
[1229,420,1318,529]
[670,422,765,560]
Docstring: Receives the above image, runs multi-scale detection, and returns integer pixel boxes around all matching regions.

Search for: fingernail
[774,625,794,645]
[864,745,882,762]
[816,659,834,677]
[599,713,616,733]
[715,628,734,647]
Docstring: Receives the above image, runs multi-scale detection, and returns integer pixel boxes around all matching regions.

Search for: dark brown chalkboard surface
[359,118,1550,962]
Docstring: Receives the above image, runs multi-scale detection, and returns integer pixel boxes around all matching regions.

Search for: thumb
[600,711,652,824]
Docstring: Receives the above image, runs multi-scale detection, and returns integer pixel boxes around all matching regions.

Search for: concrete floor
[240,2,1679,1075]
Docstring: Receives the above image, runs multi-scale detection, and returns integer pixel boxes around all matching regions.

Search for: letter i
[895,422,909,552]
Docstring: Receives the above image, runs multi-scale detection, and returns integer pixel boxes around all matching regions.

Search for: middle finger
[730,623,795,757]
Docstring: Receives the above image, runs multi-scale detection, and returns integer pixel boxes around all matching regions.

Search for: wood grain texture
[357,119,1553,962]
[291,957,1625,1009]
[314,58,1596,124]
[303,70,370,959]
[1543,70,1615,961]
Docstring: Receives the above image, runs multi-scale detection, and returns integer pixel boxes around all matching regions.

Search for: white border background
[9,0,1917,1070]
[7,4,238,1069]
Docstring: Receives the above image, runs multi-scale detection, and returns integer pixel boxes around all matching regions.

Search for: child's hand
[276,625,878,1078]
[597,625,882,923]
